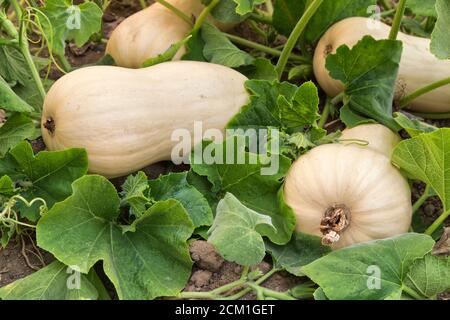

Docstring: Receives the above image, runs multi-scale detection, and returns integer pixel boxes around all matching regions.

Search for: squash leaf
[120,171,150,218]
[392,129,450,213]
[0,114,35,157]
[407,0,437,18]
[326,36,403,131]
[36,175,195,300]
[190,137,295,245]
[265,232,331,276]
[0,261,108,300]
[0,141,88,221]
[232,0,265,15]
[0,77,34,113]
[431,0,450,59]
[301,233,435,300]
[273,0,306,37]
[208,193,275,266]
[393,112,437,137]
[38,0,103,56]
[202,0,245,23]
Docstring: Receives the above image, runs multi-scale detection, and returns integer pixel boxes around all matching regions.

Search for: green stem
[318,98,332,128]
[2,219,36,229]
[399,77,450,108]
[381,8,396,17]
[425,208,450,236]
[275,0,323,78]
[265,0,274,15]
[389,0,407,40]
[249,12,273,25]
[155,0,193,26]
[402,285,424,300]
[409,111,450,120]
[412,184,430,214]
[331,92,345,105]
[56,54,72,72]
[139,0,147,9]
[179,277,247,300]
[225,33,310,63]
[246,283,296,300]
[0,38,18,46]
[225,268,280,300]
[191,0,219,35]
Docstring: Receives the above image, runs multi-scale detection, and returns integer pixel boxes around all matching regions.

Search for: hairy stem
[389,0,407,40]
[412,184,431,214]
[246,282,296,300]
[399,77,450,108]
[225,268,280,300]
[191,0,219,35]
[318,98,332,128]
[425,208,450,236]
[275,0,323,78]
[225,33,310,63]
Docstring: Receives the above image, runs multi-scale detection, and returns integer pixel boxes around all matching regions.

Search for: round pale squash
[284,143,412,249]
[41,61,250,178]
[313,17,450,113]
[340,124,401,158]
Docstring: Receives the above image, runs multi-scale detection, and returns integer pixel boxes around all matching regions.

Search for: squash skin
[41,61,250,178]
[313,17,450,113]
[340,124,401,158]
[284,144,412,249]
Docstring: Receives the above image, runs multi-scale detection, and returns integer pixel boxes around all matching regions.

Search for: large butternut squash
[41,61,249,178]
[313,17,450,113]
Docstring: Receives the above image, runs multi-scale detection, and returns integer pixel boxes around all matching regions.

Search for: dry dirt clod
[189,240,224,272]
[190,270,212,287]
[433,227,450,256]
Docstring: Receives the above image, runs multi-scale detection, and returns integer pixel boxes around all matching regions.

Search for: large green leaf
[431,0,450,59]
[148,172,213,228]
[265,232,331,276]
[208,193,275,266]
[203,0,245,23]
[39,0,103,56]
[0,141,88,221]
[0,114,35,157]
[0,77,34,113]
[0,261,106,300]
[37,175,194,300]
[304,0,376,44]
[301,234,435,300]
[326,36,403,130]
[404,254,450,299]
[392,129,450,211]
[190,137,295,244]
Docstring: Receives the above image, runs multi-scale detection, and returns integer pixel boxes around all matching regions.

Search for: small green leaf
[202,23,254,68]
[39,0,103,56]
[393,112,437,137]
[273,0,306,36]
[0,77,34,113]
[232,0,265,15]
[0,261,102,300]
[238,58,278,81]
[431,0,450,59]
[265,232,331,276]
[37,175,194,300]
[301,234,435,300]
[208,193,275,265]
[203,0,246,23]
[278,81,320,129]
[120,171,150,218]
[142,35,192,67]
[404,254,450,299]
[327,36,403,131]
[148,172,213,228]
[0,114,35,157]
[0,175,14,196]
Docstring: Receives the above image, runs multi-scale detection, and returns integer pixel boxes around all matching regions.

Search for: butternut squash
[313,17,450,113]
[41,61,249,178]
[106,0,232,68]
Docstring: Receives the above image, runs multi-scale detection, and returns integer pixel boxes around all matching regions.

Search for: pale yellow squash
[284,143,412,249]
[41,61,250,178]
[340,124,401,158]
[313,17,450,113]
[106,0,231,68]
